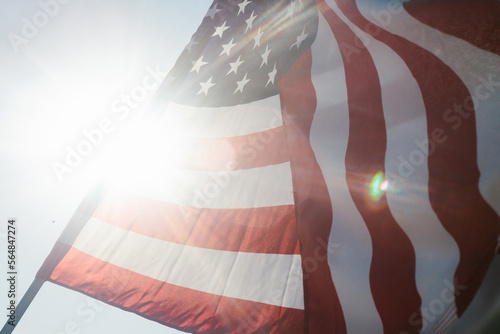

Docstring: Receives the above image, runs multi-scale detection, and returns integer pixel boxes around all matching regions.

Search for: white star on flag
[245,11,257,32]
[197,76,216,95]
[212,21,230,38]
[266,63,277,86]
[260,44,271,68]
[238,0,252,16]
[220,38,237,56]
[190,55,208,74]
[227,55,244,75]
[253,27,263,49]
[234,73,250,94]
[290,27,307,50]
[289,0,305,18]
[205,4,221,19]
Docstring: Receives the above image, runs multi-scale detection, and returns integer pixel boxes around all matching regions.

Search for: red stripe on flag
[177,126,290,171]
[49,247,304,334]
[279,49,347,333]
[339,0,500,317]
[92,190,300,254]
[404,0,500,56]
[319,2,422,333]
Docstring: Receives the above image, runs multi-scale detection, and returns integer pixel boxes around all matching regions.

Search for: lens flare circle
[369,171,388,201]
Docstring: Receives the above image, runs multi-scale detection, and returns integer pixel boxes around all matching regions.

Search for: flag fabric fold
[37,0,500,333]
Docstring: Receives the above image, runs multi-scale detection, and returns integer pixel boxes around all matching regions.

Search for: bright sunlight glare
[1,2,212,334]
[99,119,189,188]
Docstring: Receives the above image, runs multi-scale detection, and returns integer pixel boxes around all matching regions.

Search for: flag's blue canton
[156,0,318,107]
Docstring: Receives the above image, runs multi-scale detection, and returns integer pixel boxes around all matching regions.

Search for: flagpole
[0,178,109,334]
[0,278,44,334]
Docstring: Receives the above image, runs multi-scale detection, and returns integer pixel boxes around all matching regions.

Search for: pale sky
[0,1,210,333]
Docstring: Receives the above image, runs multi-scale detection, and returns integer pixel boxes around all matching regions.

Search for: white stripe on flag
[72,217,305,309]
[309,9,383,334]
[119,162,295,209]
[160,95,283,138]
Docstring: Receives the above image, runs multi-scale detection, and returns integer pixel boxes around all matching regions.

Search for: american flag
[36,0,500,333]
